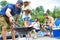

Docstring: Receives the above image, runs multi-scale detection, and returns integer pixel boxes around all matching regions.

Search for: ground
[7,36,60,40]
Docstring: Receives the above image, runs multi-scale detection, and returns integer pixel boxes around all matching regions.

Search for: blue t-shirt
[0,4,21,16]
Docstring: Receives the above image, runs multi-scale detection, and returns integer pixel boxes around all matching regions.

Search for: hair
[17,0,23,5]
[24,1,30,3]
[35,18,39,21]
[43,13,48,16]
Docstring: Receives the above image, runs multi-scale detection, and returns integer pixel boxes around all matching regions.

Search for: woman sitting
[30,18,40,38]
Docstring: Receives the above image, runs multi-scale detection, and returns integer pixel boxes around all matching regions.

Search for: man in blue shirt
[0,0,23,40]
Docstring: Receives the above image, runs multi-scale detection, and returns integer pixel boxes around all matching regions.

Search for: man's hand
[9,16,15,23]
[6,8,15,23]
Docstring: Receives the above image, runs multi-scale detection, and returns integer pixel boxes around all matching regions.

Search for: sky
[0,0,60,12]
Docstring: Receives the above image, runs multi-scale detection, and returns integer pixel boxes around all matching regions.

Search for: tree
[52,8,56,19]
[0,0,8,7]
[52,6,60,19]
[46,9,50,14]
[36,6,44,15]
[31,6,45,23]
[46,9,53,16]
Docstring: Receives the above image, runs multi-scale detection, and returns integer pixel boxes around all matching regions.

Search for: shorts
[45,25,50,30]
[33,28,40,32]
[23,17,30,21]
[36,29,40,32]
[0,15,11,27]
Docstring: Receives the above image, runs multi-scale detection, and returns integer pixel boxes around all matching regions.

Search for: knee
[10,25,14,30]
[40,26,43,28]
[41,25,44,28]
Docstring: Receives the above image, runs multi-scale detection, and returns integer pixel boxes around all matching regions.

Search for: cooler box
[52,28,60,38]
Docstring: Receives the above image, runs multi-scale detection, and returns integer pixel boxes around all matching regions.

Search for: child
[21,1,32,38]
[22,1,32,27]
[31,18,40,38]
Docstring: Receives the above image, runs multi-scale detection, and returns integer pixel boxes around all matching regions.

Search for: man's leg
[4,16,15,40]
[41,25,50,36]
[10,25,15,40]
[2,26,7,40]
[24,21,26,27]
[48,24,53,36]
[50,26,52,36]
[33,29,37,38]
[41,25,48,32]
[29,32,32,38]
[0,16,7,40]
[24,21,29,27]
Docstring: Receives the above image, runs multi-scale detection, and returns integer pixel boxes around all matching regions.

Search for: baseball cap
[17,0,23,5]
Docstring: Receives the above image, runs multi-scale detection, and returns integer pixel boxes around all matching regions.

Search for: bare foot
[44,32,50,36]
[33,36,37,39]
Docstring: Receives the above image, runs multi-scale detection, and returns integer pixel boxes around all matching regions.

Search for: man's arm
[6,8,15,23]
[43,20,46,26]
[51,17,54,24]
[49,17,54,26]
[6,8,12,17]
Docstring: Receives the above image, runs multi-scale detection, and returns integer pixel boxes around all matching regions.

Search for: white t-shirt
[22,5,32,19]
[32,22,40,30]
